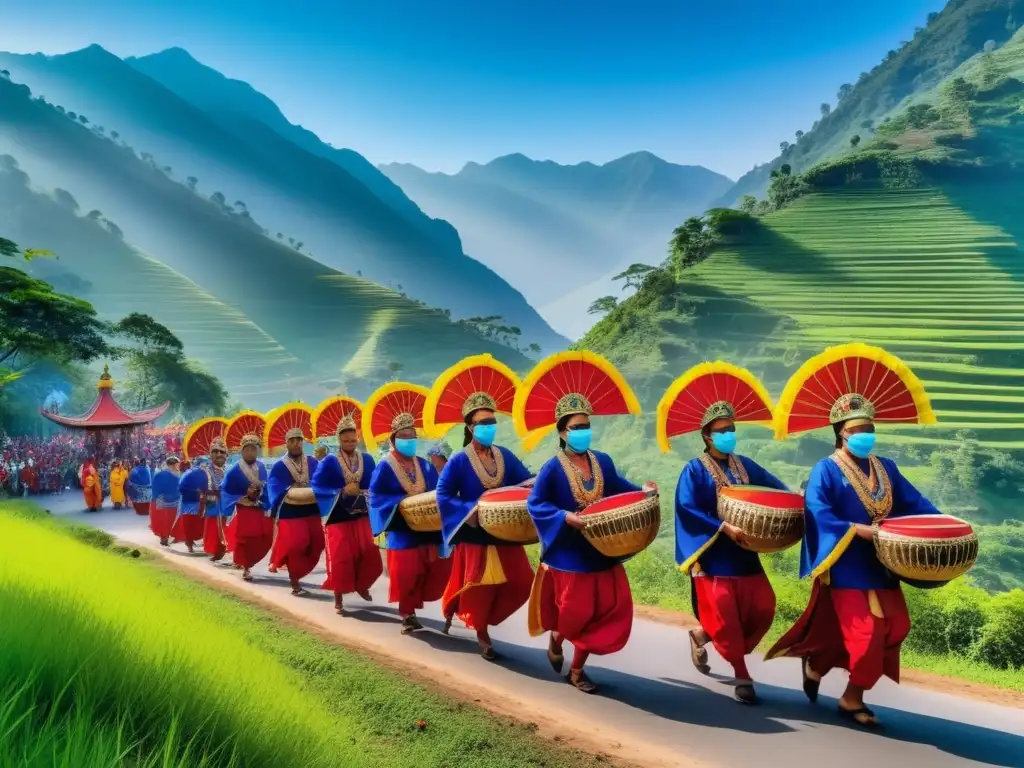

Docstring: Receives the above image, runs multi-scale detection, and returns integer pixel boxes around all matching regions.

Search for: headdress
[773,343,937,439]
[182,417,229,461]
[426,441,452,459]
[423,354,520,438]
[240,433,261,449]
[226,411,267,452]
[512,351,641,451]
[362,382,430,452]
[312,396,363,441]
[336,413,358,435]
[166,455,180,465]
[656,362,774,452]
[209,436,228,453]
[263,402,314,452]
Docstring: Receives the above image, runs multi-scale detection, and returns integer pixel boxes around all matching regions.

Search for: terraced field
[685,188,1024,450]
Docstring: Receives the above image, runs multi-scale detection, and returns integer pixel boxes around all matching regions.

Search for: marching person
[175,457,210,553]
[659,362,788,704]
[312,415,381,614]
[127,457,152,516]
[429,356,534,660]
[267,426,325,596]
[366,383,452,635]
[767,344,942,727]
[199,437,230,562]
[220,434,272,581]
[515,351,654,694]
[109,460,128,509]
[149,456,182,547]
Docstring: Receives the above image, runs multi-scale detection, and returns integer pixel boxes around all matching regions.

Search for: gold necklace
[698,453,749,489]
[339,450,363,485]
[385,453,426,496]
[556,450,604,509]
[284,454,309,487]
[830,450,893,522]
[466,445,505,489]
[238,459,262,486]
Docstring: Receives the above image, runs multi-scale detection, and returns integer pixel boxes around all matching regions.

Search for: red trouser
[693,572,776,680]
[387,544,453,615]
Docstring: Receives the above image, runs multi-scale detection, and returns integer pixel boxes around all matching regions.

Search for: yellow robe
[109,466,128,505]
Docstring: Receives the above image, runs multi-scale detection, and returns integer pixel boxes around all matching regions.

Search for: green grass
[0,503,600,768]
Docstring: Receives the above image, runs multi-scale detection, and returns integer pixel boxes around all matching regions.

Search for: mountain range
[381,154,732,338]
[0,45,564,353]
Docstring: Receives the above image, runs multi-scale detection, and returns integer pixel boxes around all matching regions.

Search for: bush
[974,590,1024,669]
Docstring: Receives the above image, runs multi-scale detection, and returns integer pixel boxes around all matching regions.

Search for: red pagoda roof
[41,365,170,429]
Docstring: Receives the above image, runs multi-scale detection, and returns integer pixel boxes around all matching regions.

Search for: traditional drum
[399,490,442,532]
[476,486,538,544]
[874,514,978,588]
[284,486,316,505]
[580,490,660,559]
[716,485,805,553]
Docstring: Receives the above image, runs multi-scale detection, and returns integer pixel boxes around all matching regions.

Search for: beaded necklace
[830,450,893,522]
[339,449,364,485]
[283,454,309,487]
[385,452,426,496]
[556,450,605,509]
[466,445,505,489]
[698,453,749,489]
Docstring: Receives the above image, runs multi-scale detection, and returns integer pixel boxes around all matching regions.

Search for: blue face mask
[846,432,876,459]
[711,431,737,455]
[394,438,418,458]
[565,428,592,454]
[473,423,497,447]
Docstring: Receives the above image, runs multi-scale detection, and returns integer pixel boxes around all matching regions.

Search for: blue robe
[436,446,533,550]
[802,455,941,590]
[674,455,788,577]
[267,455,320,519]
[220,460,269,518]
[311,451,376,523]
[527,450,641,573]
[368,455,441,551]
[127,464,152,503]
[151,469,181,508]
[177,467,208,516]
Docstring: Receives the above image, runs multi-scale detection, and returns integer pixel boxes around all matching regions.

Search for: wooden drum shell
[399,490,442,533]
[716,486,805,554]
[581,491,661,559]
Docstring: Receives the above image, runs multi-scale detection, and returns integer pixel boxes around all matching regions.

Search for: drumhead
[479,486,531,504]
[879,514,972,539]
[583,490,649,515]
[718,485,804,509]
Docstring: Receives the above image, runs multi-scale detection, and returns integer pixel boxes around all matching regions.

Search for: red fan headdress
[182,417,228,461]
[774,343,937,439]
[656,362,774,453]
[362,382,430,453]
[263,402,314,453]
[311,396,364,441]
[424,354,521,439]
[512,351,641,451]
[225,411,267,452]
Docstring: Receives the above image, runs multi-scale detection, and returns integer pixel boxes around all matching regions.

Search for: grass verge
[0,502,603,768]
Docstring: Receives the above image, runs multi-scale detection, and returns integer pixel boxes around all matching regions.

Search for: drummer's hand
[643,481,658,497]
[722,523,746,545]
[565,512,586,531]
[854,524,875,540]
[343,482,360,497]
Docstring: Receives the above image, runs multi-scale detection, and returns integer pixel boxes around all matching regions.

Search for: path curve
[45,498,1024,768]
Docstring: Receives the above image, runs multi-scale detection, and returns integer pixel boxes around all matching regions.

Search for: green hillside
[0,78,531,410]
[719,0,1024,206]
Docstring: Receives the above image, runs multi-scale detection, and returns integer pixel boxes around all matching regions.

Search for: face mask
[846,432,876,459]
[473,423,497,447]
[394,438,418,458]
[565,429,592,454]
[711,431,737,455]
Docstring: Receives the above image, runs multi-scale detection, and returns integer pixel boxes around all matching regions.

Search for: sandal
[689,629,711,675]
[839,704,879,728]
[357,590,373,602]
[734,684,758,705]
[566,669,598,694]
[547,637,565,674]
[291,587,310,597]
[480,645,497,661]
[442,614,454,635]
[401,615,423,635]
[802,658,820,704]
[241,570,253,582]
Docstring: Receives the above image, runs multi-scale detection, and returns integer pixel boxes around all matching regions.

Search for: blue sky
[0,0,943,178]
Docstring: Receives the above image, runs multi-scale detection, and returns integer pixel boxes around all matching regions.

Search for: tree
[276,232,283,240]
[850,134,861,148]
[67,111,77,120]
[186,176,198,191]
[984,39,997,53]
[386,361,404,380]
[927,11,939,23]
[587,296,618,315]
[527,343,541,355]
[779,141,791,153]
[52,188,80,213]
[103,220,124,239]
[295,241,304,251]
[795,130,804,140]
[0,70,8,80]
[820,103,831,117]
[739,195,758,215]
[234,200,247,210]
[667,217,719,276]
[86,209,102,221]
[860,118,874,130]
[78,114,89,125]
[612,263,656,291]
[0,266,112,371]
[837,83,853,101]
[110,130,119,141]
